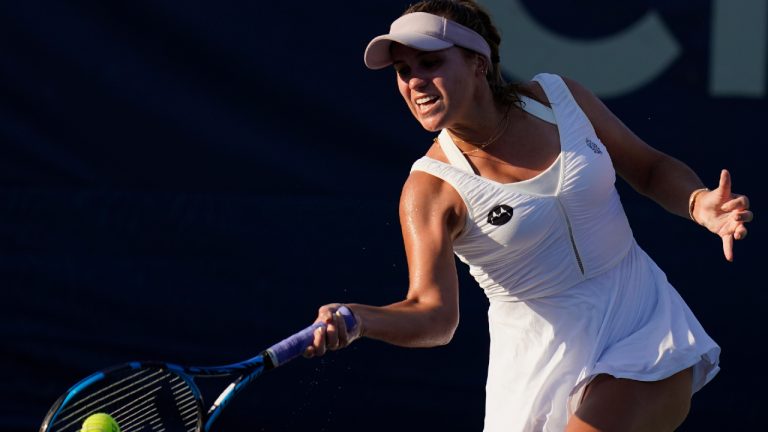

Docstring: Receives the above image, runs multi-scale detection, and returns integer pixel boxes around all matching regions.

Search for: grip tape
[265,306,356,368]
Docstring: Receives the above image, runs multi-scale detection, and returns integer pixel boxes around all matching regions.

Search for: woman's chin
[416,117,444,133]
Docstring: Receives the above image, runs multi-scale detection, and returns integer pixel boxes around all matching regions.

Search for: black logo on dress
[487,204,513,226]
[585,137,603,154]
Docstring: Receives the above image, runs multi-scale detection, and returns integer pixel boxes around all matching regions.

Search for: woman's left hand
[692,169,753,261]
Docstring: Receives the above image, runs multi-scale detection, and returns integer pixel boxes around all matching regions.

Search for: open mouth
[415,95,440,113]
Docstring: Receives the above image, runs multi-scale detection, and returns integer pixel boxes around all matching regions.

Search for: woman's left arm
[563,77,753,261]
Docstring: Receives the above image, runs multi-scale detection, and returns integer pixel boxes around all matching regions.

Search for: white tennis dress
[410,73,720,432]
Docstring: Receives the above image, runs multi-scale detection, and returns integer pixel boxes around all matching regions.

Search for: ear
[475,55,488,77]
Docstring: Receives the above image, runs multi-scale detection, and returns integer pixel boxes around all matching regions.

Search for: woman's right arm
[304,170,466,357]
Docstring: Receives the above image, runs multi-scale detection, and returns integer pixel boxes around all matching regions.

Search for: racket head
[41,361,204,432]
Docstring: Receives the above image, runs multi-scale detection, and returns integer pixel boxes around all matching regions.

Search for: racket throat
[204,378,241,429]
[209,382,237,414]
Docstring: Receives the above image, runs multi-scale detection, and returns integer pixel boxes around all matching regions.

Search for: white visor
[364,12,492,70]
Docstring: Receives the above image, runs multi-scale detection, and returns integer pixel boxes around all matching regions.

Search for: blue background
[1,1,762,430]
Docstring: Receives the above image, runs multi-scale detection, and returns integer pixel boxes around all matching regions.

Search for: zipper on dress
[556,198,585,275]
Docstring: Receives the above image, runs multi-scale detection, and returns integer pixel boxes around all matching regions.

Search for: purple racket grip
[265,306,357,368]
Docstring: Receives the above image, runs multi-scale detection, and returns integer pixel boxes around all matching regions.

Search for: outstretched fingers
[716,169,731,200]
[733,209,752,238]
[721,195,750,213]
[721,233,734,262]
[711,169,752,262]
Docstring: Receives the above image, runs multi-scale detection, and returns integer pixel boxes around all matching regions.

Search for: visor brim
[364,33,454,70]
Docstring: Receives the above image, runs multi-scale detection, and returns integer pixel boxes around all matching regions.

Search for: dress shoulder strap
[436,129,475,173]
[532,73,570,103]
[410,156,478,220]
[531,73,593,131]
[518,95,556,125]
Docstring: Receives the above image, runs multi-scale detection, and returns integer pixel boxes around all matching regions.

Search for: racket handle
[264,305,357,368]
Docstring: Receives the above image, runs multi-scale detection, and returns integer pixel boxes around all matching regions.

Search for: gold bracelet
[688,187,709,225]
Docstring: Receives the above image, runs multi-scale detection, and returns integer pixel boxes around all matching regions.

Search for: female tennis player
[305,1,752,431]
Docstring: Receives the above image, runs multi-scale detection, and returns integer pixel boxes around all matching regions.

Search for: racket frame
[40,306,356,432]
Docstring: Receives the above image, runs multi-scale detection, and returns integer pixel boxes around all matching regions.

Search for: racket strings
[115,403,161,432]
[50,368,200,432]
[55,369,167,430]
[171,379,198,429]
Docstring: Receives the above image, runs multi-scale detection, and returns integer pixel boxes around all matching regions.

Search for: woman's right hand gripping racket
[40,306,357,432]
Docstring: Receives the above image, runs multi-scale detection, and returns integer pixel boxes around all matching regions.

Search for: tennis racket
[40,306,356,432]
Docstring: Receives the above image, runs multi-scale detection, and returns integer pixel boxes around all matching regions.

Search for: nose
[408,75,427,91]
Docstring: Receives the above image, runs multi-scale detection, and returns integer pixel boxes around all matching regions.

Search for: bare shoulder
[560,76,593,97]
[516,75,607,127]
[400,170,462,217]
[556,75,638,142]
[559,76,607,118]
[400,170,466,238]
[557,75,635,137]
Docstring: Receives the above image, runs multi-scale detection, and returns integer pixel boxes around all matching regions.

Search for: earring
[477,56,488,76]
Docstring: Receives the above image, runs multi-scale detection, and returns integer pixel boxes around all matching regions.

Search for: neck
[446,77,512,143]
[447,100,511,153]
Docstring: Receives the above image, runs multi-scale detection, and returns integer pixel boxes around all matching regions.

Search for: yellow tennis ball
[81,413,120,432]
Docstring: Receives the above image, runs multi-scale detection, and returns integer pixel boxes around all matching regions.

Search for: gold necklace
[444,106,512,155]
